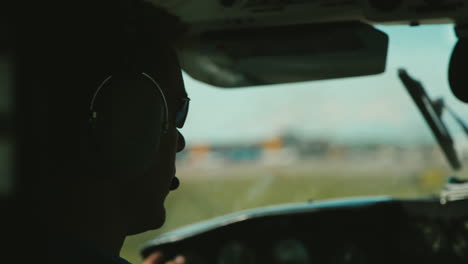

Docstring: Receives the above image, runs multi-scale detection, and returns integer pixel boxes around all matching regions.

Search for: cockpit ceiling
[148,0,466,31]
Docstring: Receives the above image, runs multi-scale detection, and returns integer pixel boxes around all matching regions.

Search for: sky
[178,24,468,147]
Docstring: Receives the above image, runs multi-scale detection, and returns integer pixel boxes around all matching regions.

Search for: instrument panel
[142,199,468,264]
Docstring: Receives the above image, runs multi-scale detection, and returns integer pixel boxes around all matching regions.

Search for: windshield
[122,24,468,261]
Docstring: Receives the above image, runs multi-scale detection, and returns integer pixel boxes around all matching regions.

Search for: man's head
[109,49,189,234]
[36,1,189,239]
[87,49,188,235]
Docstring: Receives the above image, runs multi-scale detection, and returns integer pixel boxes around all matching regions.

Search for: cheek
[158,128,179,162]
[128,128,178,199]
[145,156,171,189]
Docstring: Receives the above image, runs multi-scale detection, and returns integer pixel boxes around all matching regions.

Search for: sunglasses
[141,73,190,133]
[176,97,190,129]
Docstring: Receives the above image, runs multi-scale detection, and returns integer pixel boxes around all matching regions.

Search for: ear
[89,76,164,182]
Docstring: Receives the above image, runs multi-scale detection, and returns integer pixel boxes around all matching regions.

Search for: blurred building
[177,134,448,170]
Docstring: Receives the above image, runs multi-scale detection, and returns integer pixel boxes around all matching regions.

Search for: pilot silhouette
[30,1,189,263]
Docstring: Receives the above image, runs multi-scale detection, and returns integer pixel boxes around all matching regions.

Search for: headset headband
[89,72,169,134]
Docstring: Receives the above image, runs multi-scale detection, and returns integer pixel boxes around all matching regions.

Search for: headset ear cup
[88,76,164,181]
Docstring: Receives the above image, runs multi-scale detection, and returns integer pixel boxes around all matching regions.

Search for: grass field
[120,162,451,263]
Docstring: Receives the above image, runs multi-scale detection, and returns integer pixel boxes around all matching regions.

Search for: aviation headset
[89,72,169,133]
[82,6,185,189]
[87,66,180,190]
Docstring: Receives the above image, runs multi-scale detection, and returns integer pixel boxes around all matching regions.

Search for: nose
[176,130,185,152]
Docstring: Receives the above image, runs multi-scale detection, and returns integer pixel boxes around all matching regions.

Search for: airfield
[121,143,466,263]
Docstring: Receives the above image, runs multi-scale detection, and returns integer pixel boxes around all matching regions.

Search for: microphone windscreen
[170,176,180,190]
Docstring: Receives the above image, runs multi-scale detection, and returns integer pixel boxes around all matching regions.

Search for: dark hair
[63,0,186,75]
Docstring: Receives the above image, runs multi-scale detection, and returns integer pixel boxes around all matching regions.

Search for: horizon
[179,24,468,149]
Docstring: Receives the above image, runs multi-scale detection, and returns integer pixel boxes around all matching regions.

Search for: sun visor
[178,21,388,88]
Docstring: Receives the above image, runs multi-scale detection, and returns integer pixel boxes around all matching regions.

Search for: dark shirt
[48,237,132,264]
